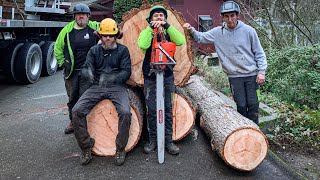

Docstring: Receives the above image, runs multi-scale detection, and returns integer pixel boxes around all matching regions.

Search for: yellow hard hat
[99,18,118,35]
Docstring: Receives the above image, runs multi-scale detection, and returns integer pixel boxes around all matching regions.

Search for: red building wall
[166,0,224,54]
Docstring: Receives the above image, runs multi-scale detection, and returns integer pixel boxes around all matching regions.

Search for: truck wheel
[3,43,24,82]
[41,41,57,76]
[38,41,45,47]
[15,43,42,84]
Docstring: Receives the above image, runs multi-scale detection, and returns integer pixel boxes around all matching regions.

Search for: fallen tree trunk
[87,88,144,156]
[183,75,268,171]
[118,2,196,87]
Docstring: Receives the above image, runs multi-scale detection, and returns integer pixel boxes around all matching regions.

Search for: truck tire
[3,43,24,82]
[15,43,42,84]
[38,41,45,47]
[41,41,57,76]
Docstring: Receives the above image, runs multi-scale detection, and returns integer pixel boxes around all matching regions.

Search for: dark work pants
[64,70,91,122]
[72,85,132,151]
[229,75,259,124]
[144,75,175,144]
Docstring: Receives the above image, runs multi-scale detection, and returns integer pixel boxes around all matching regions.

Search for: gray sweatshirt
[191,20,267,77]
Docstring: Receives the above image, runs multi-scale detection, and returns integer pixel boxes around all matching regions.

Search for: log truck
[0,0,72,84]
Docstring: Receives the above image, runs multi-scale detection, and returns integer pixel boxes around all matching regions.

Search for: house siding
[167,0,223,53]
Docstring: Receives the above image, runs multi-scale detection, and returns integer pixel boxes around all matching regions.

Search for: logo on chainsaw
[158,110,163,124]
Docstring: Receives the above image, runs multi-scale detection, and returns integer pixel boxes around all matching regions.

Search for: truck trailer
[0,0,72,84]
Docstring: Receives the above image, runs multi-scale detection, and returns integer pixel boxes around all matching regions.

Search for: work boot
[143,141,156,154]
[80,138,95,166]
[166,142,179,155]
[114,149,126,166]
[64,122,74,134]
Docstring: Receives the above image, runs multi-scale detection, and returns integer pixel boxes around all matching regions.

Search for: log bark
[183,75,268,171]
[87,88,144,156]
[118,2,196,87]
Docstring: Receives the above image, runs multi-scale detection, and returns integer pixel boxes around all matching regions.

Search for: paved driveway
[0,71,295,179]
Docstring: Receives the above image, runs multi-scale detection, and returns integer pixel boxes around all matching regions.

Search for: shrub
[194,56,230,95]
[263,93,320,149]
[265,44,320,109]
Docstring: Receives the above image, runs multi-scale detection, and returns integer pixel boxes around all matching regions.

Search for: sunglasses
[101,34,116,38]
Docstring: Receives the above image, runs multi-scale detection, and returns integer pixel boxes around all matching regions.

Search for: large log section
[118,2,196,87]
[87,88,144,156]
[183,75,268,171]
[87,88,195,156]
[172,93,196,141]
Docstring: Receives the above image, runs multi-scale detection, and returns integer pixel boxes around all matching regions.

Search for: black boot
[143,141,156,154]
[80,138,95,165]
[114,149,126,166]
[166,142,179,155]
[64,122,74,134]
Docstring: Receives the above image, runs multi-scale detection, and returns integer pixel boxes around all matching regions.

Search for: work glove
[99,74,117,87]
[81,67,94,84]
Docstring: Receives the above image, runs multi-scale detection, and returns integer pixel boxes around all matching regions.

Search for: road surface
[0,71,296,179]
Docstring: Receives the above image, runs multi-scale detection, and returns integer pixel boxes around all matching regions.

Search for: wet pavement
[0,71,296,179]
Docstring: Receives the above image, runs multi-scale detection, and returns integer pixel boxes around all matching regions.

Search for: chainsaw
[149,27,176,164]
[150,28,177,70]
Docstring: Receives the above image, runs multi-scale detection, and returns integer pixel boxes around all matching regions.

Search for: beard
[76,19,88,28]
[102,38,117,49]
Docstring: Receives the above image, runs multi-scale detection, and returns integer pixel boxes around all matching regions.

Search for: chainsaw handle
[153,27,158,34]
[152,28,166,43]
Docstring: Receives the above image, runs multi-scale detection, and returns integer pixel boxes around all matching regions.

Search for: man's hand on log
[183,23,193,30]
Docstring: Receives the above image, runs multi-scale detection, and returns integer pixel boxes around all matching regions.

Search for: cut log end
[172,93,195,141]
[87,99,142,156]
[223,128,268,171]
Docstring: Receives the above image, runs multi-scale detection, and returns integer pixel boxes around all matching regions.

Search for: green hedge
[265,44,320,109]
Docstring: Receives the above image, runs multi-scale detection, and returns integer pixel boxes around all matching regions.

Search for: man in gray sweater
[183,0,267,124]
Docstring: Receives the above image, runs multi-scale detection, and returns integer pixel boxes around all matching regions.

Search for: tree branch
[279,0,313,44]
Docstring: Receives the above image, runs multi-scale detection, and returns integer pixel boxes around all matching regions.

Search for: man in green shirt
[138,5,186,155]
[54,3,99,134]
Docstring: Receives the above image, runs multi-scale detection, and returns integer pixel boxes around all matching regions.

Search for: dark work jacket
[82,43,131,85]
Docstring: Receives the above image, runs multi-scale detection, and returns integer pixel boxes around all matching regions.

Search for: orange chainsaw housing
[151,28,176,69]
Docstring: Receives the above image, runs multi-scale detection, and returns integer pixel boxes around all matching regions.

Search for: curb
[267,149,307,180]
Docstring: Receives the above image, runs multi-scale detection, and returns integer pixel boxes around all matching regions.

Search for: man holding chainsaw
[138,5,185,155]
[183,1,267,124]
[72,18,131,166]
